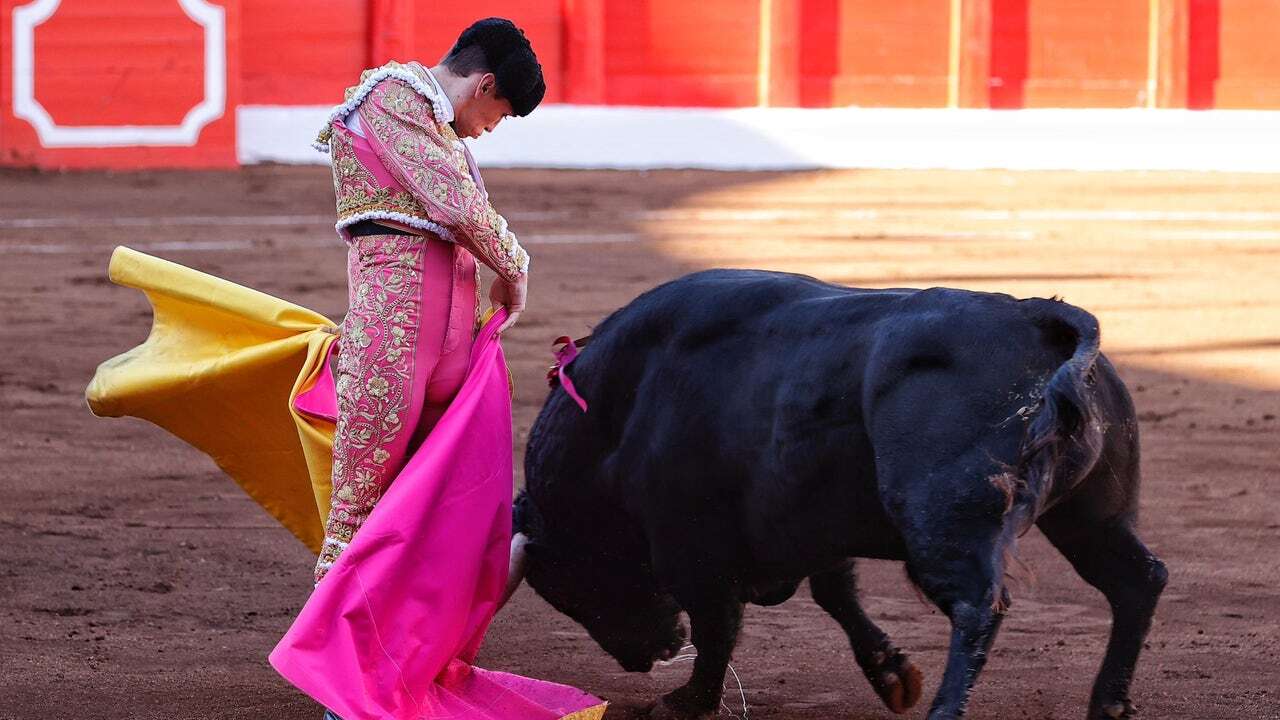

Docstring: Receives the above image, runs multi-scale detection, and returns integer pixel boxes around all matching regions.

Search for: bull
[505,269,1167,720]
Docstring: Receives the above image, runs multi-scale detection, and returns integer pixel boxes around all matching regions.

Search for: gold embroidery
[325,69,529,287]
[558,704,609,720]
[317,234,425,582]
[380,84,415,114]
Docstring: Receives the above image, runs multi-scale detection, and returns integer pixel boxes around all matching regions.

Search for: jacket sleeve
[358,78,529,282]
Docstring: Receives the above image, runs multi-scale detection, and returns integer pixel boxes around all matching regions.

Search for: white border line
[2,233,645,254]
[8,207,1280,231]
[239,105,1280,172]
[11,226,1280,255]
[12,0,225,147]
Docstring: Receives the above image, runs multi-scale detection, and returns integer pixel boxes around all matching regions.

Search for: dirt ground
[1,166,1277,719]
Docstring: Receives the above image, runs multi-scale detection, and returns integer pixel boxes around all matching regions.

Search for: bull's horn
[499,532,530,611]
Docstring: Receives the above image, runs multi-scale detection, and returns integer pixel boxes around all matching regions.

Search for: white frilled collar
[313,61,451,152]
[421,67,454,123]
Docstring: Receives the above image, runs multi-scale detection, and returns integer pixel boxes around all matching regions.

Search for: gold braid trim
[314,61,447,151]
[558,703,609,720]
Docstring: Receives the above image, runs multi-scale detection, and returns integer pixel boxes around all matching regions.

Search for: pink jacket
[318,61,529,282]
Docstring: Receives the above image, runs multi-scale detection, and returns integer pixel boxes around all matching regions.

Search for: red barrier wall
[1025,0,1149,108]
[1,0,240,167]
[828,0,951,108]
[602,0,761,107]
[1216,0,1280,109]
[241,0,367,105]
[413,1,565,104]
[5,0,1280,168]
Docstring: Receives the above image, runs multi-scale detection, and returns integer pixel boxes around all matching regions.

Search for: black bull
[513,270,1167,720]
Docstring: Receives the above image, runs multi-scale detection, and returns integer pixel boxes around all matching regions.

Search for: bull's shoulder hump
[660,269,925,311]
[615,273,921,340]
[596,269,848,330]
[864,287,1071,369]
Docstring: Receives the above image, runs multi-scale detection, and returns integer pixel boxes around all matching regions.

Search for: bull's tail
[1012,298,1105,519]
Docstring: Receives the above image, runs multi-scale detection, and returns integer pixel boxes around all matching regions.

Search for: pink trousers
[315,232,479,580]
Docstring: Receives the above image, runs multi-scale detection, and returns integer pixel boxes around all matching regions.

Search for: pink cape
[271,310,606,720]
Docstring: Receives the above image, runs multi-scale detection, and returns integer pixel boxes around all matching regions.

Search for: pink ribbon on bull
[552,336,589,412]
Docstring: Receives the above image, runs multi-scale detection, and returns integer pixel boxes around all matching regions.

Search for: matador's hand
[489,274,528,334]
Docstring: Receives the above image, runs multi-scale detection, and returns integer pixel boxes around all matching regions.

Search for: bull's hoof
[645,698,713,720]
[863,647,924,714]
[1092,699,1138,719]
[645,689,715,720]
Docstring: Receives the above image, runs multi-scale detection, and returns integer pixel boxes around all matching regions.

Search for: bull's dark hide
[517,269,1166,720]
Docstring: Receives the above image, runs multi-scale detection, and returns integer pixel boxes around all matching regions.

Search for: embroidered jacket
[316,61,529,282]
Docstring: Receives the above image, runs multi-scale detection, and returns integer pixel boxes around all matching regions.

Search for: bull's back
[563,269,907,403]
[561,270,1053,446]
[526,270,1116,573]
[527,271,924,567]
[553,273,884,451]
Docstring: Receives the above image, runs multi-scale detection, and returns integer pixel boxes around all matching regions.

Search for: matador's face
[454,72,514,140]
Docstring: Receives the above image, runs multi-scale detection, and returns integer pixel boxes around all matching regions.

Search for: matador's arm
[358,78,529,282]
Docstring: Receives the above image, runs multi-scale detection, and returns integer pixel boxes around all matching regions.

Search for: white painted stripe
[239,105,1280,172]
[523,233,641,244]
[6,239,275,254]
[8,223,1274,255]
[638,208,1280,223]
[962,209,1280,222]
[3,233,644,255]
[1126,229,1280,241]
[0,214,332,229]
[8,207,1280,231]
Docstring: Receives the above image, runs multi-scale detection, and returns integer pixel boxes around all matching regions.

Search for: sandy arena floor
[1,166,1277,719]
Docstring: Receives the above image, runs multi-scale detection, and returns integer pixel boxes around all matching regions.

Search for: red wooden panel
[957,0,993,108]
[989,0,1028,107]
[32,0,204,125]
[241,0,368,105]
[1021,0,1148,108]
[603,0,760,107]
[369,0,413,65]
[412,1,564,104]
[0,0,240,168]
[1215,0,1280,109]
[827,0,951,107]
[798,0,838,106]
[2,1,20,163]
[563,0,606,104]
[1185,0,1218,109]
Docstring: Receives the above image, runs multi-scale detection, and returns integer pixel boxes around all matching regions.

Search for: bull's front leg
[650,593,745,720]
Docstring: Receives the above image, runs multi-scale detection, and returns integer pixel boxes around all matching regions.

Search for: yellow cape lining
[86,246,339,553]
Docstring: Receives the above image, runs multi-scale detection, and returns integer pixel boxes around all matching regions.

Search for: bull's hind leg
[810,561,923,713]
[1037,509,1167,719]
